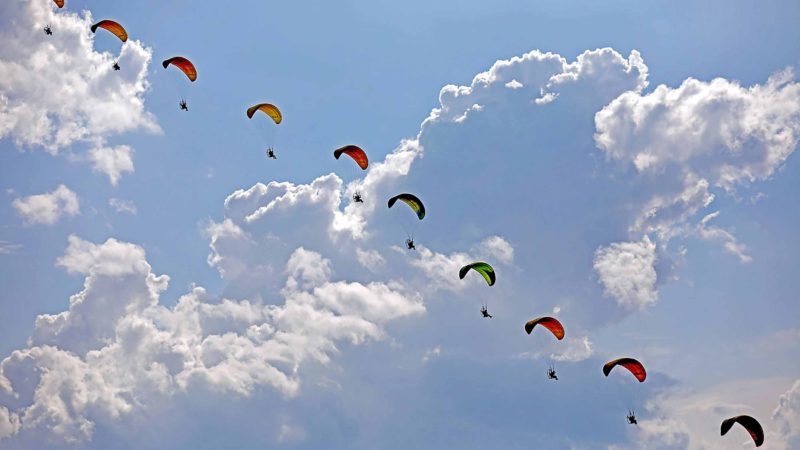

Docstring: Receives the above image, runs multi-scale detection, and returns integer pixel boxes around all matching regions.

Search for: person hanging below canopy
[266,147,277,159]
[405,238,415,250]
[179,99,188,111]
[44,25,52,35]
[352,192,363,203]
[112,61,120,71]
[480,305,492,318]
[627,410,638,425]
[547,366,558,380]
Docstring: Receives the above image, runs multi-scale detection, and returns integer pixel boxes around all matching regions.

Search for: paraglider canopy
[53,0,65,8]
[90,20,128,42]
[162,57,197,81]
[603,357,646,382]
[721,415,764,447]
[246,103,282,124]
[387,193,425,220]
[334,145,369,170]
[459,262,496,286]
[524,317,565,340]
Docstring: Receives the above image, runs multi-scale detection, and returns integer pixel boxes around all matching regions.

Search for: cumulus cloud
[595,68,800,266]
[88,145,134,185]
[407,236,514,292]
[0,0,158,175]
[0,237,423,443]
[635,378,797,450]
[12,184,79,225]
[774,380,800,447]
[593,236,658,309]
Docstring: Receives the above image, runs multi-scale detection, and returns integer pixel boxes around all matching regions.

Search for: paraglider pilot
[627,410,638,425]
[112,61,121,71]
[266,147,277,159]
[179,99,188,111]
[548,366,558,380]
[353,192,363,203]
[44,25,53,35]
[405,238,416,250]
[480,305,492,318]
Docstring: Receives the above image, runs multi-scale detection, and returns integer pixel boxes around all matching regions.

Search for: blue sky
[1,0,800,448]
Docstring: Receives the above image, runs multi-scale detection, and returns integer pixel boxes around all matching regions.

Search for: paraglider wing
[387,193,425,220]
[458,262,496,286]
[603,358,646,382]
[90,20,128,42]
[53,0,65,8]
[721,415,764,447]
[334,145,369,170]
[524,317,565,340]
[246,103,282,124]
[162,57,197,81]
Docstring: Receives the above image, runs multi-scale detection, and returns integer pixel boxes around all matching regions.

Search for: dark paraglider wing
[387,193,425,220]
[721,415,764,447]
[90,20,128,42]
[524,317,565,340]
[162,57,197,81]
[333,145,369,170]
[603,357,646,382]
[458,262,496,286]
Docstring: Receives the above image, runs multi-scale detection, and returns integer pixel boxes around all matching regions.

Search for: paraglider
[246,103,282,124]
[333,145,369,170]
[353,192,363,203]
[163,57,197,110]
[547,366,558,380]
[90,20,128,42]
[524,317,565,340]
[112,61,120,71]
[388,193,425,249]
[627,410,638,425]
[387,193,425,220]
[459,262,496,286]
[247,103,282,157]
[460,262,496,317]
[603,357,646,382]
[721,415,764,447]
[43,25,52,35]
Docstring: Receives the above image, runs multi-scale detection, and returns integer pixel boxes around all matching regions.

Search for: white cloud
[408,237,514,292]
[505,79,523,89]
[108,198,137,215]
[774,380,800,447]
[0,237,423,443]
[0,0,158,176]
[421,345,441,362]
[356,248,386,272]
[475,235,514,265]
[551,336,595,362]
[594,68,800,268]
[593,236,658,309]
[0,241,22,255]
[88,145,134,185]
[595,69,800,189]
[636,378,797,450]
[12,184,79,225]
